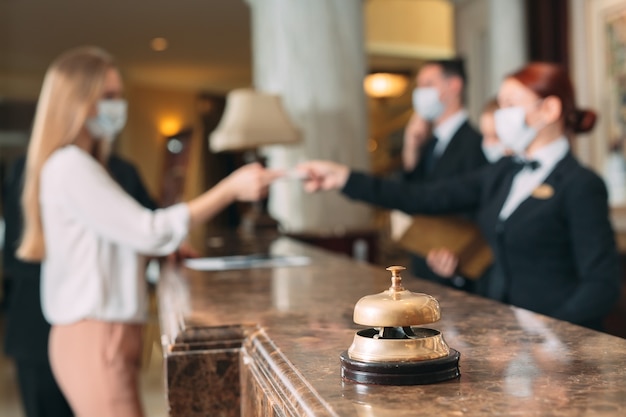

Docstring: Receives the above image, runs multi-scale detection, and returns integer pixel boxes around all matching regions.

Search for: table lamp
[209,88,301,235]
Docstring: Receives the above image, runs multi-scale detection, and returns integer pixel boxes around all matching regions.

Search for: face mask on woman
[493,106,542,156]
[481,142,507,163]
[412,87,445,121]
[86,99,128,141]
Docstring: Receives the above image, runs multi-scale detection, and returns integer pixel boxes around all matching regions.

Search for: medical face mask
[481,142,507,163]
[86,99,128,141]
[493,106,541,156]
[412,87,445,121]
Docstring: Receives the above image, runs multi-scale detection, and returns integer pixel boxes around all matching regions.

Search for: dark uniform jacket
[403,119,488,287]
[404,120,487,184]
[344,154,621,330]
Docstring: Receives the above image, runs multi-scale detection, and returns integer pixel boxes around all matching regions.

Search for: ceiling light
[151,37,169,52]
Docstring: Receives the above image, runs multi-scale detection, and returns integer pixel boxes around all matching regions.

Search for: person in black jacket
[426,98,506,282]
[400,58,488,290]
[2,153,157,417]
[403,58,487,182]
[298,62,620,331]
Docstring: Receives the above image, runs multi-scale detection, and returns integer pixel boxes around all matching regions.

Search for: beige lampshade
[209,89,301,152]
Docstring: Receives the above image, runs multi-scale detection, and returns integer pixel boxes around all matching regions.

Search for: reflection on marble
[502,308,571,399]
[159,237,626,416]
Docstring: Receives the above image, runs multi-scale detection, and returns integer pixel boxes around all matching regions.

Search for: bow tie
[512,157,540,171]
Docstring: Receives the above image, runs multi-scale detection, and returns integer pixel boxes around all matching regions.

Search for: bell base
[340,349,460,385]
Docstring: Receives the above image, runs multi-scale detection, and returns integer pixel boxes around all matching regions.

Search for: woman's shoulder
[43,145,97,174]
[562,154,602,179]
[47,144,90,162]
[558,154,608,195]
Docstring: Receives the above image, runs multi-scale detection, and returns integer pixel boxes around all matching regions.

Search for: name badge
[532,184,554,199]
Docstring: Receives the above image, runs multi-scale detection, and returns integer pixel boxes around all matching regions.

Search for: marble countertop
[159,237,626,416]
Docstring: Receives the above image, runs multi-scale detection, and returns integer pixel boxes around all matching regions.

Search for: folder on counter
[390,210,493,280]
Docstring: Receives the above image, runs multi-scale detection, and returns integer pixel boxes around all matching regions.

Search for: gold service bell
[340,266,460,385]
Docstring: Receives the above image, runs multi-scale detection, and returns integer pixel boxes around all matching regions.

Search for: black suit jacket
[343,154,621,330]
[402,119,487,286]
[2,154,157,360]
[404,120,487,184]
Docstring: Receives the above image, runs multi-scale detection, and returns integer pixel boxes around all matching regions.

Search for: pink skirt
[49,320,144,417]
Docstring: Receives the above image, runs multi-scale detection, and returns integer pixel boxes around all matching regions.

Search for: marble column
[487,0,527,93]
[454,0,527,121]
[246,0,372,233]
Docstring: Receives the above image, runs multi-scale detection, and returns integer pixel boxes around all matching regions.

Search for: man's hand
[403,113,432,171]
[295,160,350,193]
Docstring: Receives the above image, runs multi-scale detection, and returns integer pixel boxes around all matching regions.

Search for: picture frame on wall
[571,0,626,172]
[604,10,626,152]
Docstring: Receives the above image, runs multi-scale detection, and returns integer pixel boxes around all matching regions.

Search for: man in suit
[400,58,488,290]
[2,153,158,417]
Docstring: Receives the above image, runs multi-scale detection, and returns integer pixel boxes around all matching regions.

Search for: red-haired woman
[298,62,620,331]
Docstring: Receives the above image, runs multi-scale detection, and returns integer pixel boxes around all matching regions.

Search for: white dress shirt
[40,145,190,325]
[499,137,569,220]
[433,109,468,157]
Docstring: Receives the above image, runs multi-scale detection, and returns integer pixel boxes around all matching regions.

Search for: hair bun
[571,109,597,134]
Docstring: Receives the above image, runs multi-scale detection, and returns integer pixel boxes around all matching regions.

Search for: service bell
[340,266,460,385]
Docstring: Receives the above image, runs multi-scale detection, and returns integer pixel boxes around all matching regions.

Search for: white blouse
[40,145,190,325]
[499,137,569,220]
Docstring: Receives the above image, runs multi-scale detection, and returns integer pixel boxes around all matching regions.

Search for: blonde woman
[17,46,280,417]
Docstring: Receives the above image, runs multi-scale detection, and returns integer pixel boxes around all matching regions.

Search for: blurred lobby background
[1,0,625,415]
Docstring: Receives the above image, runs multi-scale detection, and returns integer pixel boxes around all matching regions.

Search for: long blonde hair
[17,46,116,261]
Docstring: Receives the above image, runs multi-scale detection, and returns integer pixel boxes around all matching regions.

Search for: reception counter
[158,237,626,416]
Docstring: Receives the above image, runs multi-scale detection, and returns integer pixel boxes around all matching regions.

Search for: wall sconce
[159,116,183,137]
[363,72,409,99]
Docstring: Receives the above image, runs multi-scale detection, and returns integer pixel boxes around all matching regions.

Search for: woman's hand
[426,248,459,278]
[167,240,200,263]
[188,163,283,226]
[225,162,284,202]
[296,160,350,193]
